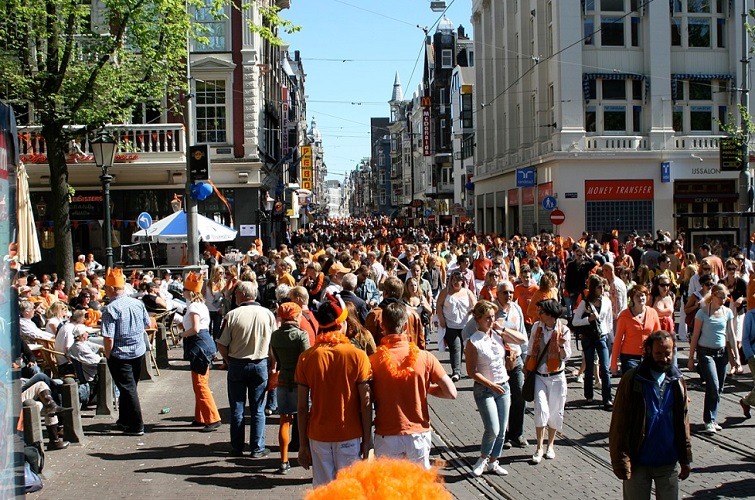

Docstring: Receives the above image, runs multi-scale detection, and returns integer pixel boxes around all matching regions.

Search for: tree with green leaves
[0,0,298,286]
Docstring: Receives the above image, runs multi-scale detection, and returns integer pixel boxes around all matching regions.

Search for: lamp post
[257,190,275,254]
[91,129,118,270]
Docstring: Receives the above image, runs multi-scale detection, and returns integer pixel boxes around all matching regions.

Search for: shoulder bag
[574,300,601,343]
[522,332,553,402]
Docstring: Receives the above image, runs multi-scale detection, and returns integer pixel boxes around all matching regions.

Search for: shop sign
[423,107,431,156]
[538,182,553,203]
[661,161,671,183]
[585,179,653,201]
[516,167,536,187]
[508,188,519,206]
[522,187,535,205]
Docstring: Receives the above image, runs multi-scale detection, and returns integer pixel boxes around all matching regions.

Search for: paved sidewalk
[33,337,753,499]
[33,347,486,499]
[427,336,755,500]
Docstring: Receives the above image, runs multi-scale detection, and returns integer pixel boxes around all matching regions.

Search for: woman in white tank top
[437,270,477,381]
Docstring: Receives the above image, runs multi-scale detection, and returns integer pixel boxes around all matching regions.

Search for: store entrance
[674,179,738,234]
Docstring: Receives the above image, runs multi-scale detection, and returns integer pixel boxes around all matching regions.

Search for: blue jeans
[227,357,268,453]
[583,335,612,404]
[620,354,642,375]
[473,382,511,458]
[564,293,580,320]
[697,346,728,424]
[504,357,525,443]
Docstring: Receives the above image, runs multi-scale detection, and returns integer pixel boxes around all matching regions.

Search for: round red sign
[550,209,565,225]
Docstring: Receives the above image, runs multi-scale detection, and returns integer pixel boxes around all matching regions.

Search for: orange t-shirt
[472,257,492,281]
[369,341,446,436]
[295,342,371,442]
[526,288,559,322]
[278,273,296,287]
[513,283,539,325]
[298,310,319,346]
[611,307,661,370]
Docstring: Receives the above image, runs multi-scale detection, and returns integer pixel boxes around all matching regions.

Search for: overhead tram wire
[476,0,657,114]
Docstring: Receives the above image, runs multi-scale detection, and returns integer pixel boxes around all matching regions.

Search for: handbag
[573,301,601,343]
[522,334,553,402]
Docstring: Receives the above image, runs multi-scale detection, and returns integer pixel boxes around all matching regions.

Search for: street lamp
[91,129,118,270]
[257,190,275,254]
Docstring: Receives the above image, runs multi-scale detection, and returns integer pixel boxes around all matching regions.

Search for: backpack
[24,441,45,493]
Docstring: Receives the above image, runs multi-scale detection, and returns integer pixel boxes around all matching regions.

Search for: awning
[583,73,649,103]
[671,74,734,102]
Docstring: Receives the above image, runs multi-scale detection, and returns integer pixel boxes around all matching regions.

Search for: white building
[471,0,755,247]
[326,179,343,218]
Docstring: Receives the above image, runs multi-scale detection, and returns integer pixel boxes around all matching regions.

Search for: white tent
[131,210,237,243]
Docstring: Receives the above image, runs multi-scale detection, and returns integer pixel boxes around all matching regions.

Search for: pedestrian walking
[467,300,526,476]
[525,299,571,464]
[101,267,151,436]
[216,280,276,457]
[609,330,692,499]
[369,302,456,469]
[179,271,221,433]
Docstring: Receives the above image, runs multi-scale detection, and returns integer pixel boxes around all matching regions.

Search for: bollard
[60,378,86,444]
[156,322,170,369]
[22,399,44,446]
[96,358,116,418]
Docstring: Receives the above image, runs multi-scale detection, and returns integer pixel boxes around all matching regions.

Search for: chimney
[294,50,300,61]
[458,25,465,38]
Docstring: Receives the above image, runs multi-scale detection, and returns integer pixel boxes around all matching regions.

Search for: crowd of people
[12,218,755,498]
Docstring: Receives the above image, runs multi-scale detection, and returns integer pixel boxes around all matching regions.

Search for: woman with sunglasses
[651,276,676,334]
[688,258,718,299]
[722,258,747,374]
[688,284,741,434]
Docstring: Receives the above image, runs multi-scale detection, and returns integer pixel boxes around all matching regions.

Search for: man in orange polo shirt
[472,245,492,295]
[369,302,457,469]
[295,295,372,487]
[513,265,539,334]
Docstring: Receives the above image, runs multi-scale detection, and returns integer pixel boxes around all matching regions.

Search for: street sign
[428,215,436,224]
[188,145,210,182]
[137,212,153,230]
[565,192,578,199]
[550,209,565,225]
[661,161,671,182]
[542,196,557,211]
[516,167,536,187]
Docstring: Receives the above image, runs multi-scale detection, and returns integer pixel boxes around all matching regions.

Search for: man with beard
[609,330,692,499]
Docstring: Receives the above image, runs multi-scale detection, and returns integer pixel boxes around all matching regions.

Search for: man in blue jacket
[609,330,692,499]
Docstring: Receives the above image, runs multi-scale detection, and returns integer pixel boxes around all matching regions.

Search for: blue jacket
[609,359,692,479]
[743,309,755,361]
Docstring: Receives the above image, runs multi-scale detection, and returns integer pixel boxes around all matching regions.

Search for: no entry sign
[550,209,565,225]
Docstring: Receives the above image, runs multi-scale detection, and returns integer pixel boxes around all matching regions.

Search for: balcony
[585,136,648,151]
[18,123,186,166]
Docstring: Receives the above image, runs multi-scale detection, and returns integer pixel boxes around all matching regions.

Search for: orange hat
[184,271,204,293]
[277,302,302,322]
[105,268,126,287]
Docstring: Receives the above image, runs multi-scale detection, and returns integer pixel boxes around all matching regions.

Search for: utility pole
[184,29,199,266]
[739,0,751,252]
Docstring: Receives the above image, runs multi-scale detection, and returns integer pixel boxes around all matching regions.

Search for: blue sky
[285,0,471,182]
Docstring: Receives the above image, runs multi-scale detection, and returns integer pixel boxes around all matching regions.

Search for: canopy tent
[131,210,237,244]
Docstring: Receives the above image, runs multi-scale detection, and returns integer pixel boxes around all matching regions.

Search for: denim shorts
[276,384,299,415]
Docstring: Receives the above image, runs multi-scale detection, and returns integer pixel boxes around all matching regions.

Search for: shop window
[586,200,653,234]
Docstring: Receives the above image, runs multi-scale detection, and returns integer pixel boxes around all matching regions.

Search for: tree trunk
[41,123,75,287]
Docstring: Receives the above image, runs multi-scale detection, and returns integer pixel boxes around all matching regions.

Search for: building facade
[471,0,755,245]
[14,0,312,269]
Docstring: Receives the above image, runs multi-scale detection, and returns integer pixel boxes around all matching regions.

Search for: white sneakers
[472,457,509,476]
[487,460,509,475]
[704,422,717,434]
[472,457,489,477]
[531,451,543,464]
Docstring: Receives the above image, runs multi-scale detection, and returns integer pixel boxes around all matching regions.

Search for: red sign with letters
[508,189,519,206]
[521,187,535,205]
[585,179,654,201]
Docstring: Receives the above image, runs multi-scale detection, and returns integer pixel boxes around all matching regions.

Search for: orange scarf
[525,322,564,373]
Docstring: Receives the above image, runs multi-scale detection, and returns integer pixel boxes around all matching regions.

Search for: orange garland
[376,337,420,379]
[314,331,351,346]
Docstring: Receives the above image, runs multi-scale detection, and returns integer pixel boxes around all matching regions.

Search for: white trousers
[374,431,433,469]
[533,373,567,430]
[310,437,361,487]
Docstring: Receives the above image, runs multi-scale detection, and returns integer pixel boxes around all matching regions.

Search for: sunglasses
[500,290,513,295]
[702,282,713,287]
[659,283,670,288]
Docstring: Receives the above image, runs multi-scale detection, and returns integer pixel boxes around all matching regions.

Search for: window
[586,200,652,234]
[462,134,474,159]
[195,79,228,143]
[672,77,728,133]
[441,49,453,68]
[461,94,473,128]
[671,0,726,49]
[131,100,163,124]
[583,77,645,134]
[584,0,640,47]
[193,0,228,52]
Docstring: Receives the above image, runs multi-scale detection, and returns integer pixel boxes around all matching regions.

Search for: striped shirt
[101,294,150,360]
